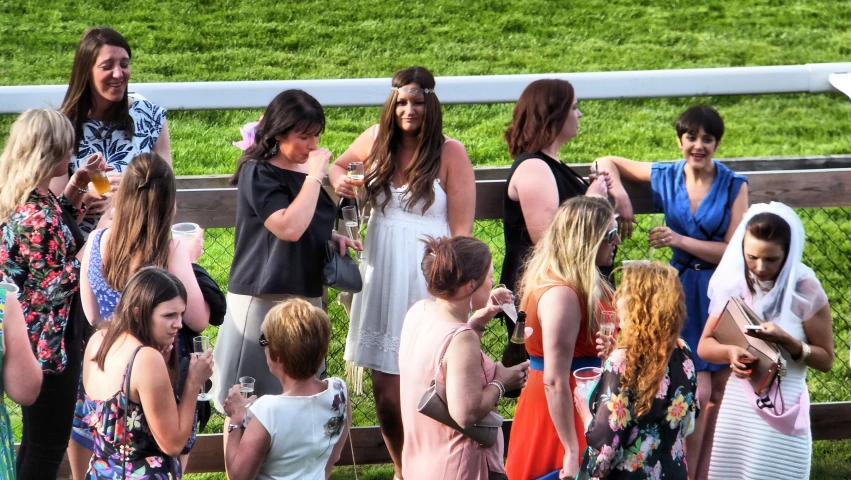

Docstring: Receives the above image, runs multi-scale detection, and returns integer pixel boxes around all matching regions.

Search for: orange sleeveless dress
[505,284,611,480]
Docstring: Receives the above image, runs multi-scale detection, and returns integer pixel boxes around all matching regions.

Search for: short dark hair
[421,236,492,298]
[744,212,792,294]
[675,105,725,141]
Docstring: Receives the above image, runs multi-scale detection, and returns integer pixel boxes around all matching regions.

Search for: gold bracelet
[795,341,811,364]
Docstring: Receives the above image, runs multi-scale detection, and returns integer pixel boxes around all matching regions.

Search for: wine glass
[347,163,368,224]
[599,311,616,337]
[341,206,361,261]
[193,336,213,401]
[492,284,517,323]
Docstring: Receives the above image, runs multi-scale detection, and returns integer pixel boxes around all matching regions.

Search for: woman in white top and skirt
[697,202,834,480]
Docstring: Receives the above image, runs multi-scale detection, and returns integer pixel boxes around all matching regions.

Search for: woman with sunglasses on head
[697,203,833,480]
[329,66,475,478]
[52,26,171,239]
[82,267,213,479]
[500,79,611,338]
[505,197,620,480]
[222,298,351,480]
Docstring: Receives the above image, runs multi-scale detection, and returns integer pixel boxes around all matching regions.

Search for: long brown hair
[615,262,686,418]
[518,196,614,338]
[364,66,444,214]
[60,27,134,155]
[94,267,186,377]
[504,79,575,157]
[0,109,74,219]
[102,153,175,291]
[229,90,325,186]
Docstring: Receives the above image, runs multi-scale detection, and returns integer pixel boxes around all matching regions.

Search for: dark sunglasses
[604,226,619,245]
[259,333,269,347]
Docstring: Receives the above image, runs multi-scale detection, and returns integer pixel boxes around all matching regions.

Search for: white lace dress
[344,179,449,388]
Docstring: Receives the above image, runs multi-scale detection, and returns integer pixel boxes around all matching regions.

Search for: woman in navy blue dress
[595,105,748,480]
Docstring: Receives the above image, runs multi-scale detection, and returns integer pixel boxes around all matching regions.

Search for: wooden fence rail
[44,156,851,475]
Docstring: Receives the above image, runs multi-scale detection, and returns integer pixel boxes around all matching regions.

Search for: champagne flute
[647,214,666,260]
[493,284,517,323]
[193,336,213,401]
[348,163,368,224]
[599,311,616,337]
[341,206,361,261]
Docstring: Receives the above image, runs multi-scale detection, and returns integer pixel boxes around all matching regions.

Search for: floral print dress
[0,188,81,373]
[578,339,699,480]
[87,346,181,479]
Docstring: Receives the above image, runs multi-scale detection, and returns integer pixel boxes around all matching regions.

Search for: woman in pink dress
[399,236,529,480]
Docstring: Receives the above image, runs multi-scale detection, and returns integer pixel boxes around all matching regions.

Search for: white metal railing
[1,63,850,114]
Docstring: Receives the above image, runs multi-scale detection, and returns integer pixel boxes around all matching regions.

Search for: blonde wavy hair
[615,261,686,418]
[517,196,615,338]
[0,109,74,220]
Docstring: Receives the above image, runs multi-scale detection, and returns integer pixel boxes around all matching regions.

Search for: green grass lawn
[3,1,851,478]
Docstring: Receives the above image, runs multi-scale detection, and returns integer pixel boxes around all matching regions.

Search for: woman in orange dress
[506,196,620,480]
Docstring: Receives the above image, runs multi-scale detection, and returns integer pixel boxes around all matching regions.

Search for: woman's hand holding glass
[223,384,257,427]
[649,225,682,249]
[187,348,215,395]
[307,148,332,180]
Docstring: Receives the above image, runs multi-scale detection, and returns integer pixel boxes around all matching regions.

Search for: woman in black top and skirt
[211,90,360,410]
[500,79,611,334]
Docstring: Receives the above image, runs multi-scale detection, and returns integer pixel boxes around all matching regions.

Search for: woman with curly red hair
[576,262,699,479]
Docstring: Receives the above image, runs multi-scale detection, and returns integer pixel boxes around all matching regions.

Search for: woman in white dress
[697,202,834,480]
[330,66,475,478]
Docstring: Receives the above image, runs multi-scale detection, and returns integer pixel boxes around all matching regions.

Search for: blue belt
[529,355,601,372]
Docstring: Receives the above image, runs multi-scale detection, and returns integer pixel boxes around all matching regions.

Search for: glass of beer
[85,155,111,196]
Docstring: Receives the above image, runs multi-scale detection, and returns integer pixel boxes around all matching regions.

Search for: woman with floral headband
[329,66,476,478]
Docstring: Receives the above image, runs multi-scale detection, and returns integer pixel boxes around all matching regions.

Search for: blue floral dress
[0,294,17,480]
[578,340,699,479]
[87,346,181,479]
[70,95,166,237]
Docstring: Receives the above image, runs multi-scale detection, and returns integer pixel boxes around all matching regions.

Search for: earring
[468,297,474,318]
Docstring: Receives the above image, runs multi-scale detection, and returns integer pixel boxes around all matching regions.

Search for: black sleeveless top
[500,152,589,291]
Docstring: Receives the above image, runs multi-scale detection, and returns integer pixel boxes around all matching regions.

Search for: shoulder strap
[432,325,474,384]
[122,345,144,476]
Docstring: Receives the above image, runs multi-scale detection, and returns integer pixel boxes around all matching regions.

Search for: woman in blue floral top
[576,262,699,480]
[53,26,171,239]
[0,109,106,478]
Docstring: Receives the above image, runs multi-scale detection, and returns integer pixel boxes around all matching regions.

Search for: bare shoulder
[539,284,581,307]
[440,137,470,163]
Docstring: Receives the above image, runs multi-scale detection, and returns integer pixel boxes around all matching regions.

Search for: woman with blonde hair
[222,298,351,480]
[330,66,475,477]
[576,262,699,479]
[505,196,620,480]
[0,108,104,478]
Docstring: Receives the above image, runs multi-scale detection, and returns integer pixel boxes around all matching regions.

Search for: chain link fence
[7,209,850,440]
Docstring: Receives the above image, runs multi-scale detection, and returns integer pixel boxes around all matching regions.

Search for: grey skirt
[211,292,322,413]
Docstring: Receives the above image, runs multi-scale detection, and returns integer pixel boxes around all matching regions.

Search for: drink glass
[599,311,616,337]
[348,162,369,224]
[193,336,213,401]
[86,155,112,196]
[239,376,255,398]
[647,214,666,260]
[492,284,518,323]
[0,281,19,298]
[573,366,603,401]
[341,206,361,261]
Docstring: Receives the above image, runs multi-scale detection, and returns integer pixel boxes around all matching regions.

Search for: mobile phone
[744,325,766,332]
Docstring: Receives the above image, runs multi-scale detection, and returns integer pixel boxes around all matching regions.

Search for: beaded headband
[391,86,434,94]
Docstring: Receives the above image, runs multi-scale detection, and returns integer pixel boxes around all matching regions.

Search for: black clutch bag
[323,240,363,293]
